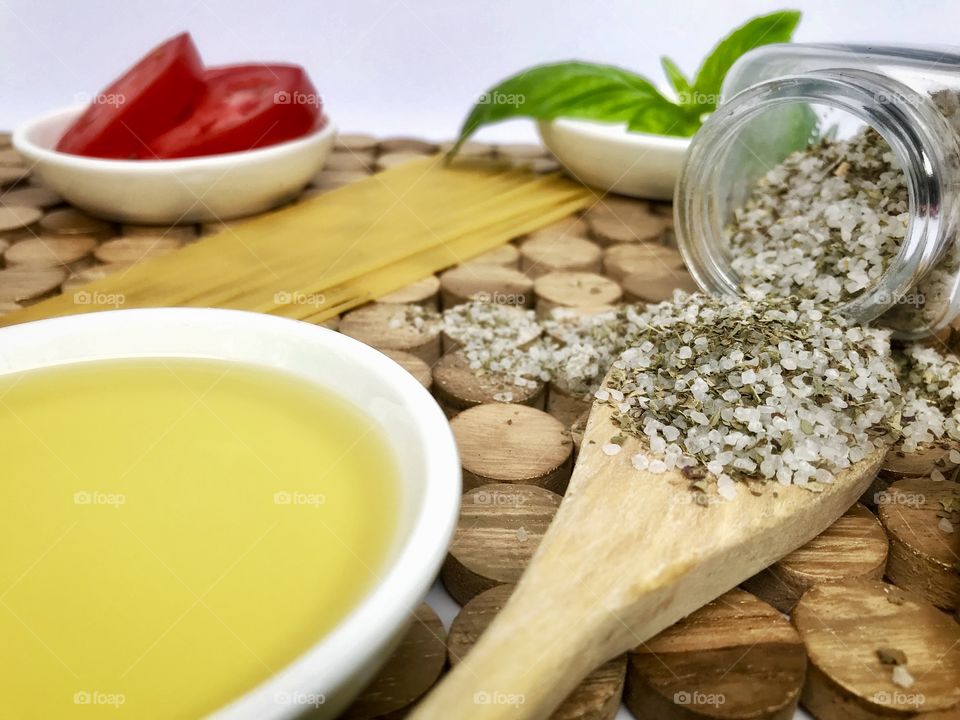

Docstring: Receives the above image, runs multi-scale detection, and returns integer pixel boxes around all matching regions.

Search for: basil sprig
[449,10,801,156]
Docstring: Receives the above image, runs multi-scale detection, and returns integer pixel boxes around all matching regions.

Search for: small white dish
[538,118,690,200]
[13,105,335,224]
[0,307,460,720]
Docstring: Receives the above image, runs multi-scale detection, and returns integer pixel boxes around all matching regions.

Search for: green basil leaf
[660,56,692,103]
[628,96,701,137]
[449,61,687,156]
[692,10,801,111]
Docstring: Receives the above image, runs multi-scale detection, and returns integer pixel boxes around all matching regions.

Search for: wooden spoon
[409,399,887,720]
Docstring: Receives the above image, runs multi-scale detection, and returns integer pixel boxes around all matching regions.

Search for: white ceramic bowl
[538,118,690,201]
[12,105,335,224]
[0,308,460,720]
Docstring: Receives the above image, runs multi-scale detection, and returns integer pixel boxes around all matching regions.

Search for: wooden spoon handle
[409,571,620,720]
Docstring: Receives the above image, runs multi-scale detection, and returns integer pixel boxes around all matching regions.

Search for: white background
[0,3,953,719]
[2,0,959,142]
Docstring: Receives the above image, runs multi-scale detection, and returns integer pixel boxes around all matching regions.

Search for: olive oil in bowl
[0,357,399,719]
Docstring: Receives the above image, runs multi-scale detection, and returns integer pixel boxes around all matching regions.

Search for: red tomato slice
[148,64,323,158]
[56,32,204,159]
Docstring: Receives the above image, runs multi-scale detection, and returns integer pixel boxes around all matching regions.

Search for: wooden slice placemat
[626,588,806,720]
[742,503,889,613]
[449,403,573,493]
[793,580,960,719]
[442,482,562,604]
[341,603,448,719]
[447,584,626,720]
[876,478,960,609]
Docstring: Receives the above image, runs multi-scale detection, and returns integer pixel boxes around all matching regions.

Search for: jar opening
[675,70,959,339]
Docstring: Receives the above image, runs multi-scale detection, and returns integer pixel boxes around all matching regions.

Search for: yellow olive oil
[0,358,399,718]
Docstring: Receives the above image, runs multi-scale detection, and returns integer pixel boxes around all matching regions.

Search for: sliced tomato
[148,64,323,158]
[56,32,204,159]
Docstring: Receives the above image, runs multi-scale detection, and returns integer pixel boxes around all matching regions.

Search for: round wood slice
[741,503,889,613]
[876,478,960,609]
[433,349,546,415]
[94,236,182,265]
[61,264,133,293]
[523,216,589,243]
[439,265,534,309]
[380,349,432,390]
[120,224,197,243]
[603,243,686,282]
[519,235,603,278]
[1,185,62,209]
[585,199,671,245]
[496,143,547,160]
[335,133,379,152]
[546,382,592,429]
[793,580,960,719]
[4,236,96,271]
[0,166,28,188]
[39,208,112,238]
[0,205,42,234]
[378,137,438,155]
[533,272,622,317]
[439,141,494,157]
[323,150,376,172]
[310,170,371,192]
[881,441,958,479]
[447,584,627,720]
[626,588,806,720]
[340,303,442,364]
[621,268,699,304]
[442,483,561,604]
[461,243,520,269]
[0,267,66,304]
[341,602,447,719]
[449,403,573,493]
[0,148,24,166]
[376,151,431,171]
[377,275,440,308]
[0,132,11,148]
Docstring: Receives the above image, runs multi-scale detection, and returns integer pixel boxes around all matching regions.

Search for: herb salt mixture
[726,128,909,305]
[894,343,960,454]
[598,293,900,497]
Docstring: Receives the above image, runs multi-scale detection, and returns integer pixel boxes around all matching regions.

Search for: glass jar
[674,44,960,339]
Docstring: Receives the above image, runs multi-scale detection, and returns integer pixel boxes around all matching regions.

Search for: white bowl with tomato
[14,33,334,224]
